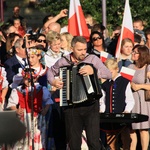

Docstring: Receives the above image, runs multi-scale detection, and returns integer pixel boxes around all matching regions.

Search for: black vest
[102,76,129,113]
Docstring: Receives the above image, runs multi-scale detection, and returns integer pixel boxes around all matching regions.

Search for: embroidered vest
[17,86,43,116]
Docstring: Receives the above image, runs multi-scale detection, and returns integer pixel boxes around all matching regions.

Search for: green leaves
[36,0,150,30]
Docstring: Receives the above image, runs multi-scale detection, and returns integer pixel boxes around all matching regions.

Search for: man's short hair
[14,38,23,49]
[71,36,87,47]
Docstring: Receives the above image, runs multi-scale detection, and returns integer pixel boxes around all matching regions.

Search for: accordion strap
[61,53,91,65]
[61,53,74,65]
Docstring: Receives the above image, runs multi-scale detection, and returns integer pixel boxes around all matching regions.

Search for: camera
[28,33,38,41]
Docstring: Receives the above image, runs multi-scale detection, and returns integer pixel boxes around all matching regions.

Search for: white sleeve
[7,89,19,108]
[42,86,54,105]
[124,82,135,112]
[10,68,23,89]
[99,89,106,112]
[1,67,8,88]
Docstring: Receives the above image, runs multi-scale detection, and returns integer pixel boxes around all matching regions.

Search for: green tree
[36,0,150,30]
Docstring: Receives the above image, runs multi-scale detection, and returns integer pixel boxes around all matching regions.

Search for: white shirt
[44,49,69,68]
[15,54,27,67]
[0,67,8,89]
[60,26,68,33]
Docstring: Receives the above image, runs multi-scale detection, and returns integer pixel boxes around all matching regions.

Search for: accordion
[59,63,102,106]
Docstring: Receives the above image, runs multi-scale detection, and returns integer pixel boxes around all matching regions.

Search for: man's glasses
[36,39,46,43]
[92,36,102,42]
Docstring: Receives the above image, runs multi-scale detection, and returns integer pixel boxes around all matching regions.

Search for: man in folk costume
[7,68,53,149]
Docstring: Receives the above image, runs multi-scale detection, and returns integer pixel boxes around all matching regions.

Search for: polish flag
[68,0,90,41]
[120,66,135,81]
[115,0,134,58]
[100,51,113,63]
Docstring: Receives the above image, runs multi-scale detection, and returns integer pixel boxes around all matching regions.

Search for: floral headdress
[27,48,41,55]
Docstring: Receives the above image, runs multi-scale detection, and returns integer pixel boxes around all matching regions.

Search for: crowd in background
[0,4,150,150]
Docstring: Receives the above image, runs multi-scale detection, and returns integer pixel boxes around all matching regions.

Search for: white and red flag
[115,0,134,58]
[100,51,113,63]
[68,0,90,41]
[120,66,135,81]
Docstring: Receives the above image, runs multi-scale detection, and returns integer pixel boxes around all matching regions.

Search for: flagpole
[102,0,107,27]
[117,0,128,56]
[115,0,125,58]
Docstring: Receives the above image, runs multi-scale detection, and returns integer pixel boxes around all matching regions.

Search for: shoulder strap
[145,65,148,83]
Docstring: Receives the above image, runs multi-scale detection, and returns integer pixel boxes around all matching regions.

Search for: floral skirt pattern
[8,110,46,150]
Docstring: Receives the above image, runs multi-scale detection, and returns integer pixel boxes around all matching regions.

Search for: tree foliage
[36,0,150,30]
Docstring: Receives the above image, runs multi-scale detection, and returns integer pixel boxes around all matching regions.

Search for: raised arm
[43,9,68,30]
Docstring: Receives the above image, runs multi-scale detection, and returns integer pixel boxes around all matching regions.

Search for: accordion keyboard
[59,67,68,106]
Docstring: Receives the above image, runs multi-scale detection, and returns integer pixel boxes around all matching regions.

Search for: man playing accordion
[47,36,112,150]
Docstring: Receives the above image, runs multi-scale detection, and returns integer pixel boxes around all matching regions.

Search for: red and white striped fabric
[115,0,134,58]
[68,0,90,41]
[100,51,113,63]
[120,66,135,81]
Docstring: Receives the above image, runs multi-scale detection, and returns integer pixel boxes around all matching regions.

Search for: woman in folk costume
[7,68,53,150]
[0,65,9,111]
[10,47,53,149]
[11,46,48,89]
[27,47,48,88]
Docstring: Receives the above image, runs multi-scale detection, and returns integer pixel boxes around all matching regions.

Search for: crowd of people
[0,4,150,150]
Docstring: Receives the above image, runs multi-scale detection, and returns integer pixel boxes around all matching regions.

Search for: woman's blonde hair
[46,30,60,44]
[60,32,73,51]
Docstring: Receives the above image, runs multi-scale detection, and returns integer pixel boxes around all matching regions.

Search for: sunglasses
[36,39,46,43]
[92,36,102,41]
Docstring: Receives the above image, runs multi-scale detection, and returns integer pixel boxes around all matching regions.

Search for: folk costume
[7,67,53,150]
[0,66,8,110]
[7,82,53,149]
[100,74,135,150]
